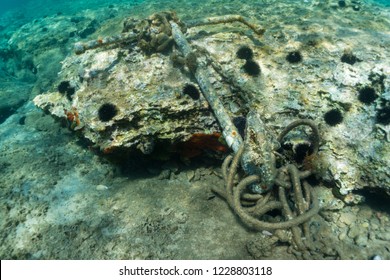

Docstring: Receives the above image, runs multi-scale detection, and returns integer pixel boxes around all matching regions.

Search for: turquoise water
[1,0,390,260]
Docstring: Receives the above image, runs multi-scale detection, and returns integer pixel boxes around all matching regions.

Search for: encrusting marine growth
[168,16,321,252]
[212,119,320,251]
[68,11,322,253]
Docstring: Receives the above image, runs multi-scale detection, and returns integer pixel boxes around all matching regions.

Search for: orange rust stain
[177,132,228,158]
[303,153,317,171]
[103,146,116,154]
[65,111,75,122]
[64,108,80,127]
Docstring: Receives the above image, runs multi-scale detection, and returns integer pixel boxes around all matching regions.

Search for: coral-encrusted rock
[34,47,220,154]
[34,8,390,202]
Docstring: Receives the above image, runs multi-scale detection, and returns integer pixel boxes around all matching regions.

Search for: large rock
[34,8,390,202]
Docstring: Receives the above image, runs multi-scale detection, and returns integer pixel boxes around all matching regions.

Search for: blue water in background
[0,0,389,96]
[0,0,142,16]
[0,0,31,14]
[0,0,389,33]
[376,0,390,5]
[0,0,98,15]
[1,0,389,17]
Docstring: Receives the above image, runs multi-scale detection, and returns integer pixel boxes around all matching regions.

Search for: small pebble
[371,222,379,231]
[339,231,347,241]
[339,212,356,225]
[355,234,368,247]
[187,170,195,181]
[361,222,369,228]
[348,225,360,239]
[375,232,390,241]
[96,184,109,191]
